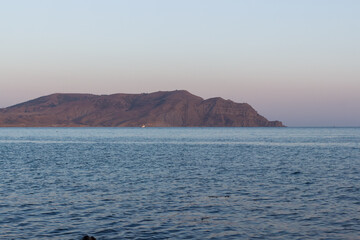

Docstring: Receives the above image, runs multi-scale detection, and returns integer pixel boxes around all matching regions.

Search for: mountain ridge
[0,90,284,127]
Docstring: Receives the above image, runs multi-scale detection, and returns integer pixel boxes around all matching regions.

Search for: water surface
[0,128,359,239]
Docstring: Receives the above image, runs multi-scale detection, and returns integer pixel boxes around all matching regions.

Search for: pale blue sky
[1,0,359,126]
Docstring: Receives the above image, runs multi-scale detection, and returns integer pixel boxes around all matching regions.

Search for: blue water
[0,128,359,239]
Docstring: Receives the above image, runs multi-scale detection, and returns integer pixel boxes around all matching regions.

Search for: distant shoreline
[0,90,284,127]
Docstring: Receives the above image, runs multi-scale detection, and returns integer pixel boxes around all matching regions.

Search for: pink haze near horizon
[1,0,359,126]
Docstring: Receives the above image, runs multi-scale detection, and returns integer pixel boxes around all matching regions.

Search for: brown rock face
[0,90,284,127]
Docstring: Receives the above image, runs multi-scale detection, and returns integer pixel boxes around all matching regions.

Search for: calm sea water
[0,128,359,240]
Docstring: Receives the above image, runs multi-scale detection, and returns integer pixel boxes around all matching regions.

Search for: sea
[0,127,359,240]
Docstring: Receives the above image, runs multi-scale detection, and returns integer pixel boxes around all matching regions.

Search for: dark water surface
[0,128,359,239]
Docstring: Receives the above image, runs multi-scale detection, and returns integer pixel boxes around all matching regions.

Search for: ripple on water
[0,128,359,239]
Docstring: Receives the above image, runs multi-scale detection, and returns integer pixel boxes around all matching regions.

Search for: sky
[1,0,359,126]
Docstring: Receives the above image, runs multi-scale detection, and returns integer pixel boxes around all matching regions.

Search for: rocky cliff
[0,90,284,127]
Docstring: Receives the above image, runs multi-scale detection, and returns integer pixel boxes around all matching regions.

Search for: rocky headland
[0,90,284,127]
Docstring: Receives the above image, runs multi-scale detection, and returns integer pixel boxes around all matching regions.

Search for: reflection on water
[0,128,359,239]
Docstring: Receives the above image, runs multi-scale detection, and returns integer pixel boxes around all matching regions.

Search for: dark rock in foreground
[82,235,96,240]
[0,90,284,127]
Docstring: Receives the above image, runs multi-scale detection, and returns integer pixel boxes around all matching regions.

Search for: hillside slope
[0,90,284,127]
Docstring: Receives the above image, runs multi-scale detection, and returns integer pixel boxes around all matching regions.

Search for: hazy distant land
[0,90,284,127]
